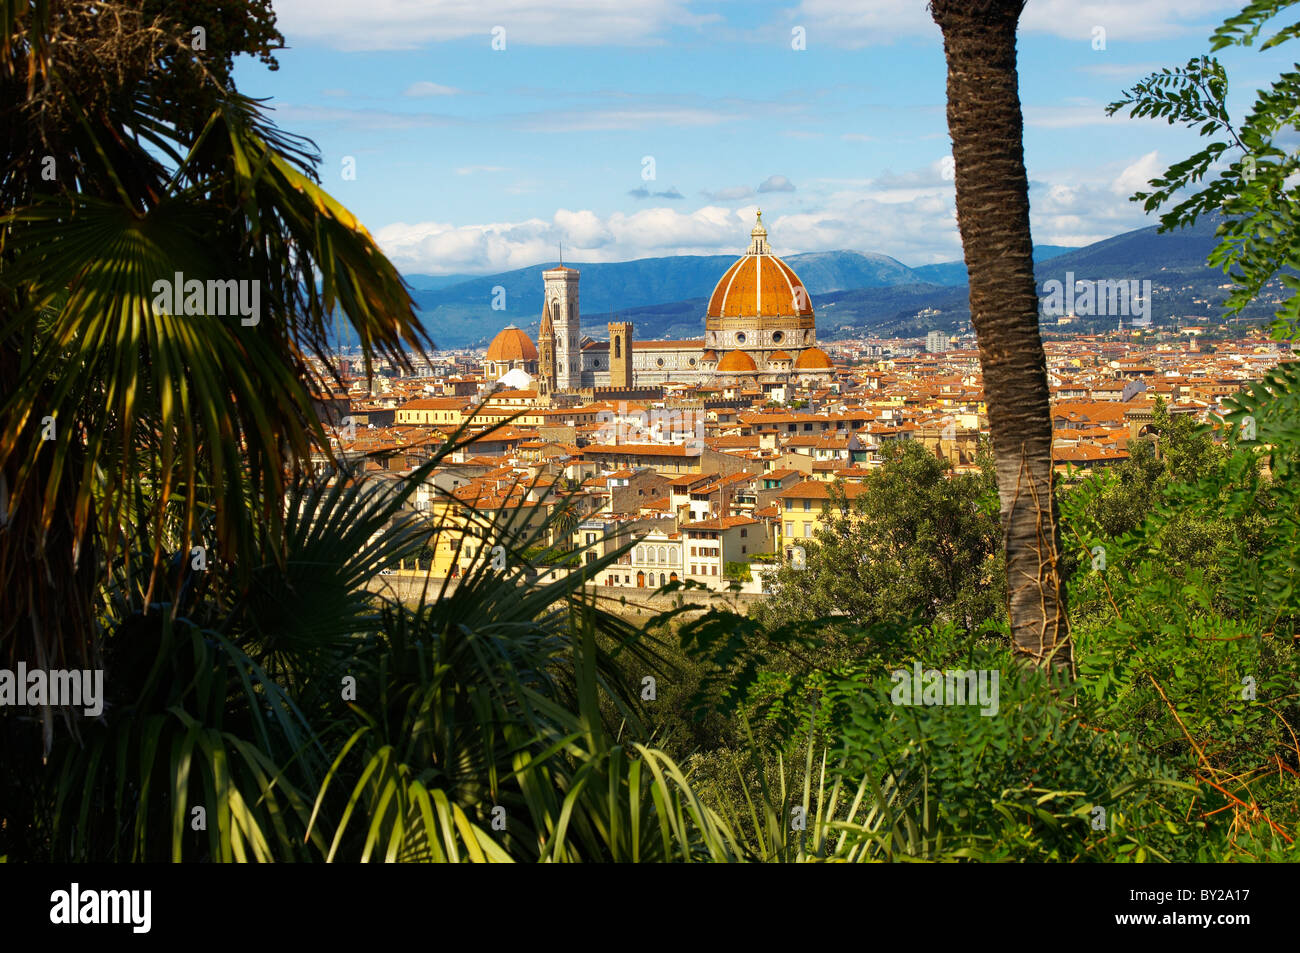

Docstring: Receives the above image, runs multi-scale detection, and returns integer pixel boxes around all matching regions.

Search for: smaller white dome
[497,367,533,390]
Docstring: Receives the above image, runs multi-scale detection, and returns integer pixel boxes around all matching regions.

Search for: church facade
[484,212,834,396]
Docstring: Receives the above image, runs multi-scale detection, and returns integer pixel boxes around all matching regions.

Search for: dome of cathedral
[794,346,833,370]
[768,350,793,362]
[716,349,758,373]
[706,212,814,320]
[486,325,538,363]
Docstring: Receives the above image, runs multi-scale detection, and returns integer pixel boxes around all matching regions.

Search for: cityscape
[313,211,1287,599]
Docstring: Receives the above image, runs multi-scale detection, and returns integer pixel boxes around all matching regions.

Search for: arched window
[614,337,621,358]
[636,546,645,563]
[669,549,678,566]
[648,547,657,565]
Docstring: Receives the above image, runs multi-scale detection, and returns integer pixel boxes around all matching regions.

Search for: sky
[232,0,1297,275]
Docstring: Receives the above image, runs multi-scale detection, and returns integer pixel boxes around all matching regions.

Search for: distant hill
[911,244,1079,286]
[409,218,1277,347]
[817,217,1285,337]
[404,273,483,291]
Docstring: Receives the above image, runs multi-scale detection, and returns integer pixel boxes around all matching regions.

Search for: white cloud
[375,154,1163,273]
[791,0,1240,45]
[266,104,461,130]
[702,185,755,202]
[1111,150,1162,196]
[1028,156,1159,246]
[404,81,462,97]
[629,186,686,199]
[758,174,797,193]
[377,206,755,273]
[1019,0,1235,40]
[271,0,714,51]
[267,0,1241,52]
[519,106,735,132]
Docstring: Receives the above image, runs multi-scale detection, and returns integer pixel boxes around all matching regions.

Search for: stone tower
[538,304,556,398]
[608,320,633,389]
[542,265,580,391]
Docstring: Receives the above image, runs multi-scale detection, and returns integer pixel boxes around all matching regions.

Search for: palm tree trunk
[930,0,1072,671]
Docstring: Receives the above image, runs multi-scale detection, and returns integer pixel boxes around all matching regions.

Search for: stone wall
[363,571,763,615]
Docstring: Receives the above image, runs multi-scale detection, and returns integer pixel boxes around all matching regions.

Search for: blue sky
[233,1,1297,274]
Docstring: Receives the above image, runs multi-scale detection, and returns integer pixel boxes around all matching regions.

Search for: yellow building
[424,481,591,578]
[777,479,868,555]
[395,397,468,426]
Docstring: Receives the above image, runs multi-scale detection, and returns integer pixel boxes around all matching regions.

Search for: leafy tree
[757,440,1003,636]
[1085,397,1229,539]
[0,0,429,716]
[724,560,751,583]
[930,0,1071,670]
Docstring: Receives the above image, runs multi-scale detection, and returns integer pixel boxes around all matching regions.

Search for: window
[784,522,792,536]
[803,499,811,512]
[736,332,746,345]
[669,549,678,565]
[803,523,811,538]
[740,528,747,538]
[711,565,718,575]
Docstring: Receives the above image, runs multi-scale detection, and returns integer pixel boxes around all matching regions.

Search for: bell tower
[538,303,556,398]
[543,265,580,391]
[609,321,633,388]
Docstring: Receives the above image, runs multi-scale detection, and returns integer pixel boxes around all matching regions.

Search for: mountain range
[403,217,1272,348]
